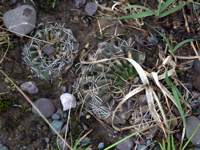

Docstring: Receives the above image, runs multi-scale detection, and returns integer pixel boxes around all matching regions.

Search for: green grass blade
[118,11,155,20]
[160,0,175,13]
[171,135,175,150]
[145,23,172,51]
[182,124,200,150]
[158,141,164,150]
[124,5,156,14]
[171,85,188,135]
[165,67,172,86]
[157,0,163,15]
[159,2,186,18]
[172,39,198,53]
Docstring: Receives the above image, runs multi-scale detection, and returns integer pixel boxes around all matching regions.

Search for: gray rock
[43,44,55,56]
[85,2,98,16]
[60,93,77,111]
[11,0,17,4]
[23,146,27,149]
[45,137,49,143]
[75,0,86,8]
[82,123,88,130]
[58,138,70,150]
[0,147,8,150]
[63,112,67,118]
[60,124,69,135]
[148,37,158,45]
[3,5,36,37]
[187,4,200,10]
[50,120,64,135]
[20,81,38,94]
[61,86,67,93]
[56,109,63,115]
[52,113,60,120]
[137,145,147,150]
[32,98,56,118]
[100,3,107,12]
[194,59,200,74]
[98,142,104,149]
[186,116,200,146]
[80,137,91,145]
[146,140,151,146]
[116,138,134,150]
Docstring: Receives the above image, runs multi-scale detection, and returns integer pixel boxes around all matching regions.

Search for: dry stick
[182,6,200,61]
[0,27,53,44]
[0,70,72,150]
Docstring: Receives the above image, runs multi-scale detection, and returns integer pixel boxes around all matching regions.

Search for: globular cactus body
[76,36,145,124]
[22,23,79,80]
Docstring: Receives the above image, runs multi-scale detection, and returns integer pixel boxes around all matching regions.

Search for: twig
[182,5,200,61]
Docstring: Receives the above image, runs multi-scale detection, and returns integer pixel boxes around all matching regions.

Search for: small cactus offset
[75,36,146,124]
[22,23,79,80]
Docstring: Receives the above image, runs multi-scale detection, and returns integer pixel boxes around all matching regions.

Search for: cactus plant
[74,36,146,124]
[22,23,79,80]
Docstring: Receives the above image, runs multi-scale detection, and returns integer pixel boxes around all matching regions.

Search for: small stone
[82,123,88,130]
[60,124,69,135]
[146,140,151,146]
[86,115,90,119]
[50,120,64,135]
[3,5,36,37]
[187,4,200,10]
[32,98,56,118]
[52,113,60,120]
[194,59,200,74]
[0,147,9,150]
[137,145,147,150]
[20,81,38,94]
[75,0,86,8]
[98,142,104,149]
[161,29,165,33]
[56,109,63,115]
[43,44,55,56]
[116,137,134,150]
[175,133,181,141]
[23,146,27,149]
[193,75,200,91]
[148,36,158,45]
[80,137,91,144]
[0,144,3,148]
[45,138,50,143]
[85,2,98,16]
[186,116,200,146]
[11,0,17,4]
[61,86,67,93]
[100,3,107,12]
[198,97,200,104]
[63,112,67,118]
[108,133,112,137]
[60,93,77,111]
[58,138,70,150]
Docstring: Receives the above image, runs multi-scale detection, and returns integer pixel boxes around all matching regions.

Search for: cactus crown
[22,23,79,80]
[75,36,145,121]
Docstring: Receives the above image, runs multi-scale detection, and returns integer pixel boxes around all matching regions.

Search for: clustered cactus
[22,23,79,80]
[74,36,146,124]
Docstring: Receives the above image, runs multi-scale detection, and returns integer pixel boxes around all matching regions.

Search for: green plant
[21,23,79,80]
[118,0,188,21]
[58,77,63,87]
[75,36,145,124]
[93,32,109,40]
[51,0,59,9]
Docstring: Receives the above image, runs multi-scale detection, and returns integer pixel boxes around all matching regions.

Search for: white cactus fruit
[60,93,77,111]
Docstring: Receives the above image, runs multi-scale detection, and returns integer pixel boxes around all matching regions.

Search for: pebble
[100,3,107,12]
[137,145,147,150]
[43,45,55,56]
[20,81,38,94]
[0,147,9,150]
[60,93,77,111]
[86,115,90,119]
[61,86,67,93]
[187,4,200,10]
[52,113,60,120]
[85,2,98,16]
[193,75,200,91]
[148,36,158,45]
[23,146,27,149]
[3,5,36,37]
[32,98,56,118]
[56,109,63,115]
[58,138,69,150]
[80,137,91,145]
[60,124,69,135]
[63,112,67,118]
[75,0,86,8]
[186,116,200,146]
[50,120,64,135]
[11,0,17,4]
[197,97,200,104]
[146,140,151,146]
[82,123,88,130]
[98,142,104,149]
[194,59,200,74]
[116,137,134,150]
[0,144,2,148]
[45,138,50,143]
